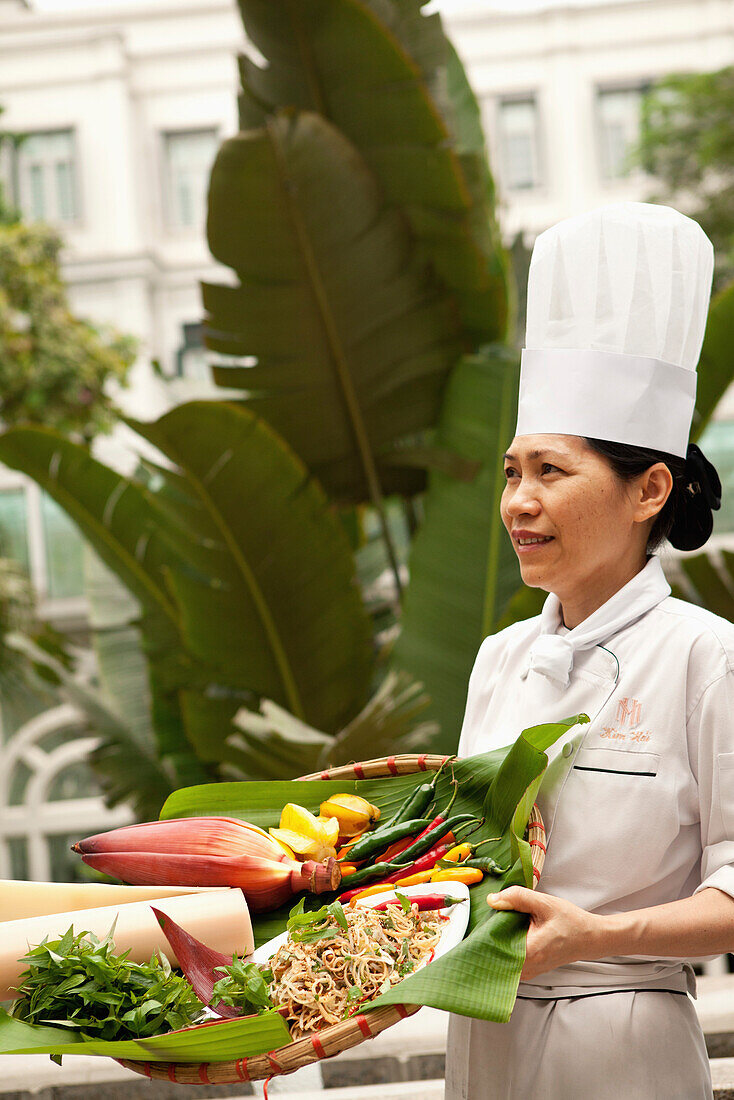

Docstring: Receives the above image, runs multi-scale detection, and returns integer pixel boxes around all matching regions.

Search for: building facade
[1,0,733,883]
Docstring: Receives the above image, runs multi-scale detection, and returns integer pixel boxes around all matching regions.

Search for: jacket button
[562,742,574,758]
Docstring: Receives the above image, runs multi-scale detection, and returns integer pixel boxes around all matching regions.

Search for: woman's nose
[505,480,542,516]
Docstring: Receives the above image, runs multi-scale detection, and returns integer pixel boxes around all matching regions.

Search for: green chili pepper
[392,813,477,866]
[345,818,431,864]
[338,860,406,890]
[459,856,509,875]
[380,760,449,833]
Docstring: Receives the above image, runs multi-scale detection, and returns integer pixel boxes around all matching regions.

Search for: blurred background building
[1,0,733,883]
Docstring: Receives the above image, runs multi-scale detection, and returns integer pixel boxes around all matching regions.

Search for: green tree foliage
[0,107,136,440]
[0,224,136,439]
[637,67,734,289]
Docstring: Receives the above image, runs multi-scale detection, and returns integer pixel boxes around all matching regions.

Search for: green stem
[268,117,403,604]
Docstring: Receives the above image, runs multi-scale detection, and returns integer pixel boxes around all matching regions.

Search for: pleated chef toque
[516,202,714,458]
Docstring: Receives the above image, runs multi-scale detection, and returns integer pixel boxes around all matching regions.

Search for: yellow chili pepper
[443,843,472,863]
[340,864,358,877]
[430,866,484,885]
[394,870,435,887]
[348,884,392,906]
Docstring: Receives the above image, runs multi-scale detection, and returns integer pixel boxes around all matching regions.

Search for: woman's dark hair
[585,438,722,552]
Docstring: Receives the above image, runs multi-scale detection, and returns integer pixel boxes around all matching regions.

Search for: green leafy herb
[11,925,202,1042]
[328,901,348,932]
[285,898,349,944]
[346,985,362,1003]
[395,891,411,915]
[211,958,274,1014]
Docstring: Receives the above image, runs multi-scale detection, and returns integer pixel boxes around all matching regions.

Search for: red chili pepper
[338,838,458,904]
[386,838,455,879]
[370,894,464,912]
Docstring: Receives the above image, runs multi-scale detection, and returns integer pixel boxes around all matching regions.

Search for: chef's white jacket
[457,555,734,996]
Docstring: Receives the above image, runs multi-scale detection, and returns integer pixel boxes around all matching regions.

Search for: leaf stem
[267,116,403,603]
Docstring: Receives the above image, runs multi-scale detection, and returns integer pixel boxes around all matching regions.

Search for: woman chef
[445,202,733,1100]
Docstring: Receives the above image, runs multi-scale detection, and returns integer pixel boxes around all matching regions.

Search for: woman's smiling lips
[512,529,555,554]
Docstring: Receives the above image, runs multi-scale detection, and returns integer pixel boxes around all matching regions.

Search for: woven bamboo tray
[117,753,546,1084]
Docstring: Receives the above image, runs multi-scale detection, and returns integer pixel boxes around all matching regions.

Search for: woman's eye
[503,466,518,480]
[541,463,560,474]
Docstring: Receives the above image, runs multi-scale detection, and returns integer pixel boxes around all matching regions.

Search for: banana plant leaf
[390,346,523,754]
[162,714,588,1023]
[691,280,734,440]
[224,670,438,781]
[232,0,508,347]
[0,427,205,779]
[672,547,734,622]
[204,109,464,504]
[0,1007,291,1062]
[130,401,374,753]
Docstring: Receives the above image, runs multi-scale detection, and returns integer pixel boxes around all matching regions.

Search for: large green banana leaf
[204,110,464,504]
[0,1007,291,1062]
[0,405,374,773]
[669,547,734,621]
[130,401,374,754]
[0,428,203,776]
[692,280,734,440]
[390,347,523,753]
[162,714,587,1023]
[231,0,508,347]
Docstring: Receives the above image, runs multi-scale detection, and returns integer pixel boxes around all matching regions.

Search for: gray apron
[445,990,713,1099]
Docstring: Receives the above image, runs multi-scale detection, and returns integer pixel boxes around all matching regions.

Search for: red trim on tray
[529,838,546,852]
[387,756,398,775]
[264,1075,273,1099]
[268,1054,282,1072]
[311,1034,326,1058]
[142,1063,151,1078]
[356,1015,373,1038]
[320,770,330,780]
[533,866,541,881]
[353,762,365,779]
[417,754,428,770]
[395,1004,408,1019]
[235,1058,250,1081]
[198,1063,212,1084]
[167,1065,177,1082]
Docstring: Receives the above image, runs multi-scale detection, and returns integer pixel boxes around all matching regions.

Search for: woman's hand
[487,887,601,980]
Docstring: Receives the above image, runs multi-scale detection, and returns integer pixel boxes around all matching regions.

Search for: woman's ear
[635,462,673,523]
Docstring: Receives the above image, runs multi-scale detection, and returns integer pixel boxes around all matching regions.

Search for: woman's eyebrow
[503,449,569,462]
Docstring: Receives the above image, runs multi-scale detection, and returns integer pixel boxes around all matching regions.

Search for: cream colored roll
[0,880,224,923]
[0,887,254,1002]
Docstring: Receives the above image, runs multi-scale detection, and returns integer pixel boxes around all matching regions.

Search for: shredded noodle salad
[267,902,443,1036]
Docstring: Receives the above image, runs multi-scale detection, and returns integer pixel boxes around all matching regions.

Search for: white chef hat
[515,202,714,458]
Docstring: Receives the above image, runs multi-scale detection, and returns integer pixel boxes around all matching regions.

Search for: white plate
[251,881,470,969]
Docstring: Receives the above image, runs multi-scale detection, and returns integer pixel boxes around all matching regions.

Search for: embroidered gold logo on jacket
[616,697,642,726]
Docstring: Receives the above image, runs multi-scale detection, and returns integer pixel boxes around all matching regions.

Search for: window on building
[41,493,84,600]
[0,489,30,572]
[498,98,541,191]
[596,86,647,181]
[175,321,209,381]
[163,129,218,230]
[0,481,85,602]
[15,130,78,224]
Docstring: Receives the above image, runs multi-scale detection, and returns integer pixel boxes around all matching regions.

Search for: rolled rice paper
[0,880,223,923]
[0,887,253,1002]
